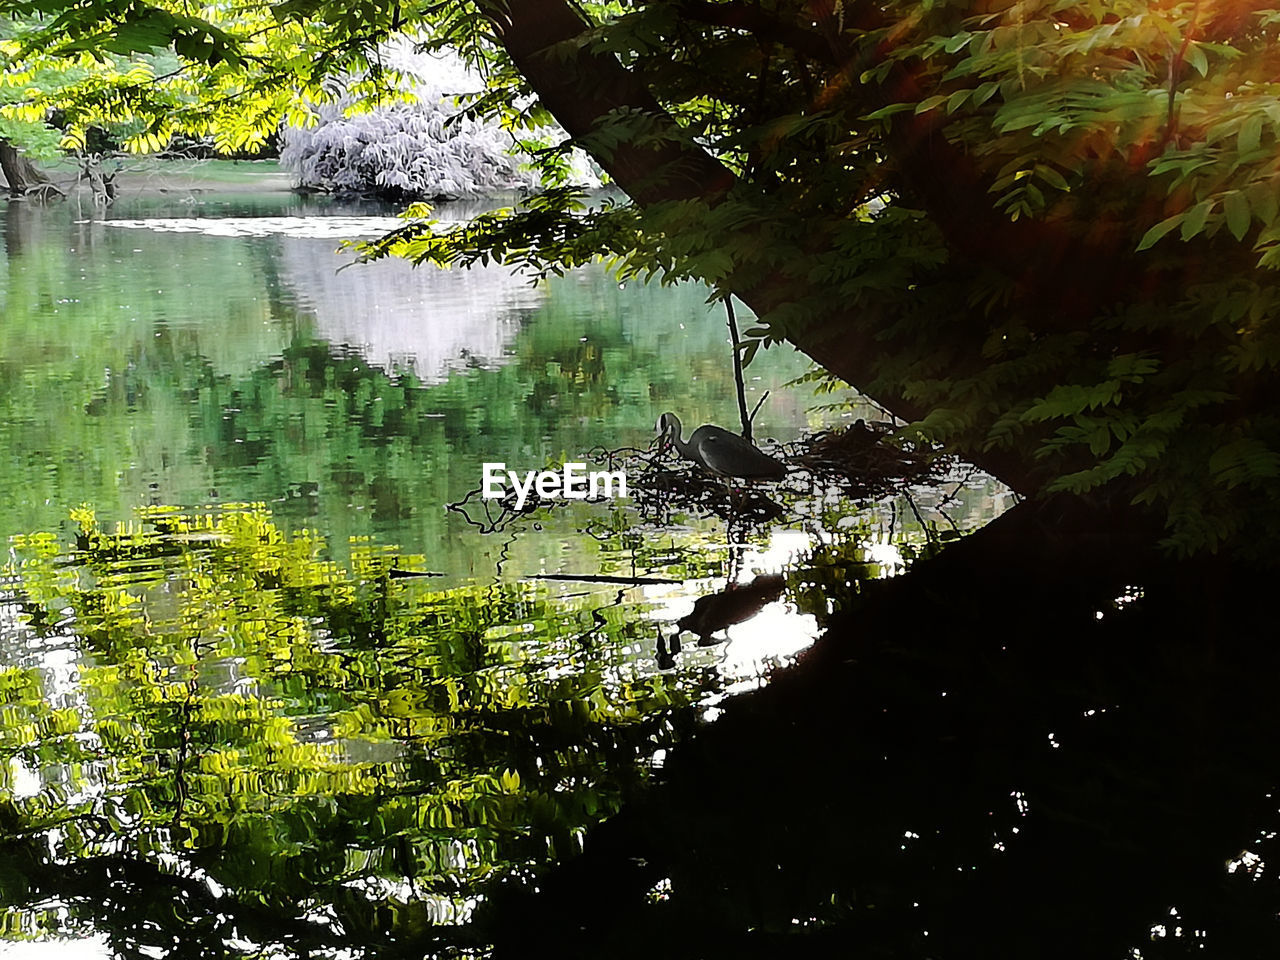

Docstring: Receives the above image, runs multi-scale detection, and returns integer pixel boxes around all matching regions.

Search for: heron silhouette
[655,413,787,481]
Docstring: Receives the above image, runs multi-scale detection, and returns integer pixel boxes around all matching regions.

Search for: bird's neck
[669,428,693,459]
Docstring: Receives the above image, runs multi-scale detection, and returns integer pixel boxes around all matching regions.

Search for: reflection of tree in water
[0,201,837,574]
[0,494,1082,959]
[272,235,543,384]
[0,504,727,958]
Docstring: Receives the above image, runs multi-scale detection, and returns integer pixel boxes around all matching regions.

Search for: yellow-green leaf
[1239,114,1264,154]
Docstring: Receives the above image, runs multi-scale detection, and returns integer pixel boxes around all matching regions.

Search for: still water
[0,188,1006,958]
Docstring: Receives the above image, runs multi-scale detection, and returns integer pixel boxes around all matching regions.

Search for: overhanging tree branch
[477,0,1044,492]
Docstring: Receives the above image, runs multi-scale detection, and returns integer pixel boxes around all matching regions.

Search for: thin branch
[724,296,752,441]
[532,573,681,584]
[1162,0,1202,148]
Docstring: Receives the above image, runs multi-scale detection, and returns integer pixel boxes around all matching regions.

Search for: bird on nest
[655,412,788,481]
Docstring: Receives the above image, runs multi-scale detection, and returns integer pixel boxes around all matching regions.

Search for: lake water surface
[0,189,1008,958]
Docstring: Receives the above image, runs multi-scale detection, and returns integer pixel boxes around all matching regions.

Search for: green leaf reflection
[0,503,717,956]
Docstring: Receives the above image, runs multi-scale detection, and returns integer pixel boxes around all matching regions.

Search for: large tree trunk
[0,139,61,198]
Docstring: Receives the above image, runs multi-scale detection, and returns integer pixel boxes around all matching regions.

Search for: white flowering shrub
[280,46,595,200]
[281,98,536,199]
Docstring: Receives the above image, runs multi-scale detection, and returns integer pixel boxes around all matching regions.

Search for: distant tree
[0,17,63,195]
[281,98,529,199]
[0,138,54,195]
[0,11,188,196]
[280,44,553,199]
[7,1,1280,552]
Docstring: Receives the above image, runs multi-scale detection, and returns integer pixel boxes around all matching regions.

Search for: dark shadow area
[479,496,1280,958]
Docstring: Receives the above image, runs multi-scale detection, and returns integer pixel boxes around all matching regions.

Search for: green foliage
[0,1,412,156]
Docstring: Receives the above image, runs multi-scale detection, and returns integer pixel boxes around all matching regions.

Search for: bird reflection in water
[656,572,787,667]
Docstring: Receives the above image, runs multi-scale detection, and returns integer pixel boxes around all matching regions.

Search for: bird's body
[656,413,787,480]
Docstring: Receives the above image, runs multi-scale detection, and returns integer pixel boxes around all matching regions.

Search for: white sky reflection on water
[101,214,546,383]
[0,938,112,960]
[275,235,542,384]
[97,216,412,239]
